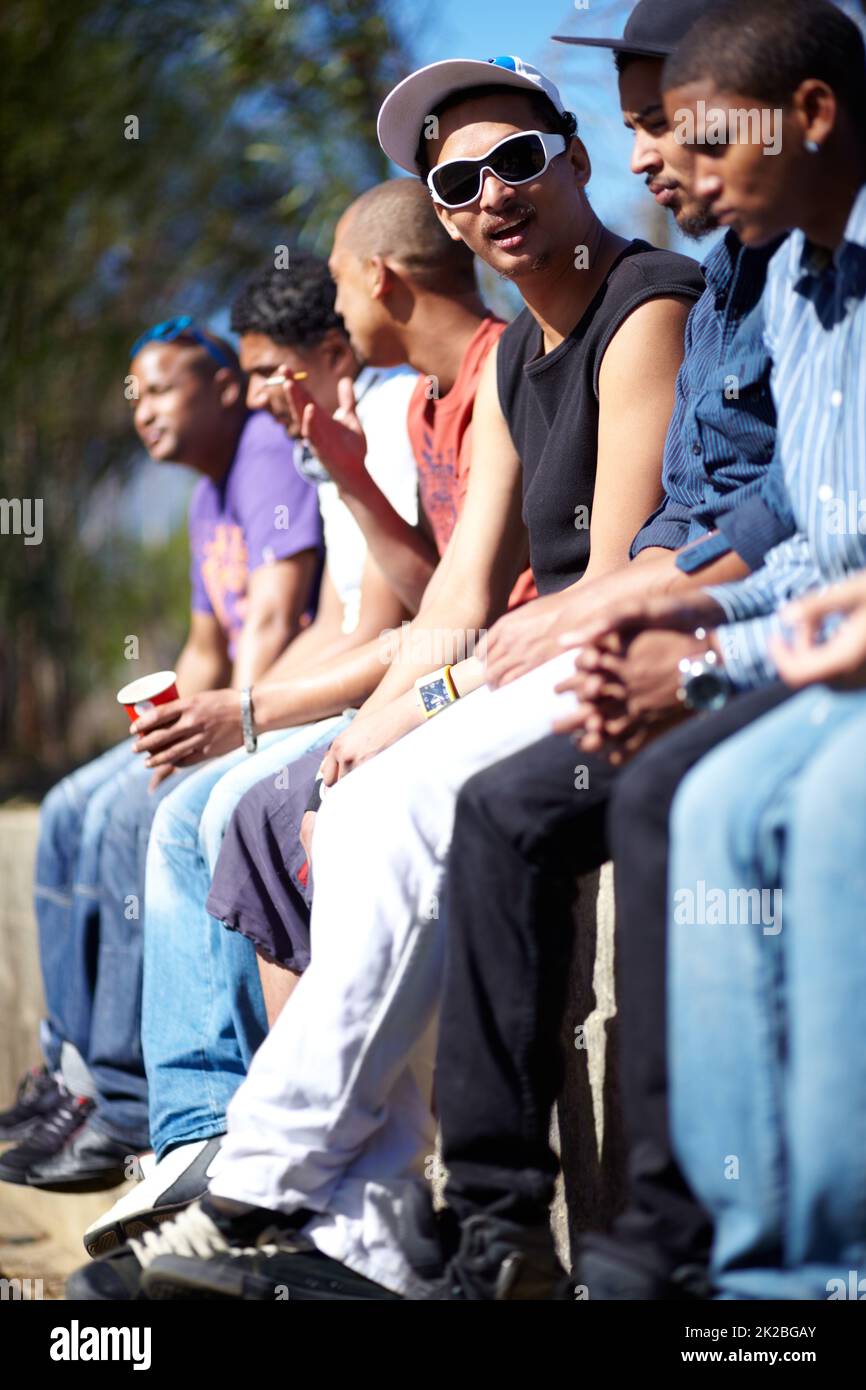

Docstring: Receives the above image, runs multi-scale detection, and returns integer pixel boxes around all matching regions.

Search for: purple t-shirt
[188,410,322,657]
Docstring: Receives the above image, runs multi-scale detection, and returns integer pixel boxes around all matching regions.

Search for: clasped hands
[550,593,728,765]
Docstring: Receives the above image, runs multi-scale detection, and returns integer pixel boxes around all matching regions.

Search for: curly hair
[230,254,343,348]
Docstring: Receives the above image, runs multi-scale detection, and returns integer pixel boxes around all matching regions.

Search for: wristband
[240,687,258,754]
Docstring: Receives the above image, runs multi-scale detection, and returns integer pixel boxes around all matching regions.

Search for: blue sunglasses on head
[130,315,232,368]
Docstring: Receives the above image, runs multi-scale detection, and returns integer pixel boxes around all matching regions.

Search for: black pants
[436,681,791,1259]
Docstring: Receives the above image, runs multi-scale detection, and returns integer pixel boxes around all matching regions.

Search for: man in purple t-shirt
[0,323,322,1189]
[187,408,322,680]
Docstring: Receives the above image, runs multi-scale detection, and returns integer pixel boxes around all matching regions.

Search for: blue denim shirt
[631,230,794,572]
[707,182,866,686]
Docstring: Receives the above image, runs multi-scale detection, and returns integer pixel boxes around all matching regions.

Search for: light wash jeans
[142,716,349,1160]
[669,685,866,1300]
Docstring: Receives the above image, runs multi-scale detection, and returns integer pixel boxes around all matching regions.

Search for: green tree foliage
[0,0,412,777]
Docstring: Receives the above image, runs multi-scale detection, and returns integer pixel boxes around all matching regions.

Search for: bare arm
[287,376,437,613]
[359,342,527,714]
[264,569,350,680]
[174,612,231,696]
[483,296,710,688]
[251,554,410,727]
[231,551,320,688]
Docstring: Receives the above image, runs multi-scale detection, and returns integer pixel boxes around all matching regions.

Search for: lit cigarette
[263,370,308,386]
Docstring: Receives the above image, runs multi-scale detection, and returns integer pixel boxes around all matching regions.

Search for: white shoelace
[129,1202,286,1270]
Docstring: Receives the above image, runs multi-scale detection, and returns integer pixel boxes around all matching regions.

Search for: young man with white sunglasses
[68,55,704,1302]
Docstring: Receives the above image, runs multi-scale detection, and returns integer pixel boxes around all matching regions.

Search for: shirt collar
[700,229,741,293]
[799,180,866,277]
[702,228,782,305]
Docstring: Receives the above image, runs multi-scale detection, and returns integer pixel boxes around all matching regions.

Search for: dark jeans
[437,682,792,1260]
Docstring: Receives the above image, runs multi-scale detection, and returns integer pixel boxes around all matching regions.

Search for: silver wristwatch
[240,686,258,754]
[676,630,732,713]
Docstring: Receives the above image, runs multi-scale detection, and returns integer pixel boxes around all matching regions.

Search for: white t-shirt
[306,366,419,634]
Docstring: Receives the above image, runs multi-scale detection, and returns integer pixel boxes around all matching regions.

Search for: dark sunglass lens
[491,134,545,184]
[434,161,481,206]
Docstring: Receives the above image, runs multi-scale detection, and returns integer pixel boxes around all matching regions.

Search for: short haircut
[614,51,645,78]
[662,0,866,135]
[342,178,477,292]
[413,82,579,177]
[230,255,343,348]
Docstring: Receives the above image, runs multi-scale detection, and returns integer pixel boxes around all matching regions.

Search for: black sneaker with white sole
[84,1136,223,1257]
[0,1066,66,1142]
[67,1195,313,1301]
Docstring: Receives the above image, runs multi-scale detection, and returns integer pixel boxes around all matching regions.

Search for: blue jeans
[34,739,189,1145]
[35,739,138,1073]
[142,716,349,1159]
[669,686,866,1299]
[88,755,199,1144]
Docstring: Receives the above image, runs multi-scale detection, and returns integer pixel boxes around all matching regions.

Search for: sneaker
[0,1097,136,1191]
[144,1244,402,1301]
[0,1066,66,1142]
[84,1137,222,1257]
[417,1210,571,1300]
[576,1232,710,1301]
[67,1195,310,1301]
[0,1095,95,1185]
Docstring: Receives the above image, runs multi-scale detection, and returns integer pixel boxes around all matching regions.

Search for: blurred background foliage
[0,0,413,792]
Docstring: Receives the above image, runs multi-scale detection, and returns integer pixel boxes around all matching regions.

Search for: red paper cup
[117,670,179,724]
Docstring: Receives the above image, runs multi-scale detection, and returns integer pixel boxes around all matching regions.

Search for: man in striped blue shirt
[560,0,866,1301]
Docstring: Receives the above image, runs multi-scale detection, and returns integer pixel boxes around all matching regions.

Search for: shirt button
[831,389,843,407]
[818,484,834,502]
[692,443,702,456]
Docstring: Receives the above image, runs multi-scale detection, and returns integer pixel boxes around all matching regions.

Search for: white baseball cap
[377,56,568,175]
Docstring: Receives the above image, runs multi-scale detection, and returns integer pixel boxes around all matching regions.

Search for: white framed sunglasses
[427,130,568,210]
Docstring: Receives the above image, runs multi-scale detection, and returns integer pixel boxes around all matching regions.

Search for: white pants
[209,649,580,1294]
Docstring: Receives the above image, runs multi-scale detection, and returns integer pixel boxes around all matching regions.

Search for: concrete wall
[0,808,624,1270]
[0,808,44,1100]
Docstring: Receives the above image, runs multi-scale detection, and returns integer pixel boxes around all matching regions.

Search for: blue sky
[409,0,628,76]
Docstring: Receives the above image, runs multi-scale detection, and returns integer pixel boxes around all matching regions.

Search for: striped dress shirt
[706,181,866,686]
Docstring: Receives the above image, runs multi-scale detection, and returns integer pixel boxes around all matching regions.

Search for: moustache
[481,203,536,240]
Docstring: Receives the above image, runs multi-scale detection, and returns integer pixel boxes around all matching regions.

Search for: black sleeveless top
[497,239,704,595]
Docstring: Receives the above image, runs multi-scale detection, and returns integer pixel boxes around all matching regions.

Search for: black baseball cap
[553,0,719,59]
